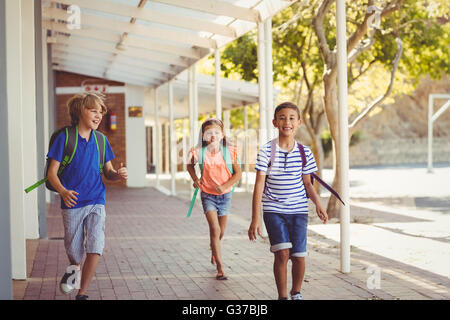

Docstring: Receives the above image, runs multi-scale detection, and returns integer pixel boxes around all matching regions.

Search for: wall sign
[128,106,143,118]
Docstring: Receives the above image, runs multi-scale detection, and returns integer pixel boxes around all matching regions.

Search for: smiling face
[272,107,302,138]
[80,103,103,130]
[203,124,224,147]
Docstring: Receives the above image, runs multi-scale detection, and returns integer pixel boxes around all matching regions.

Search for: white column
[168,80,176,195]
[215,49,222,120]
[182,118,188,183]
[0,0,13,299]
[336,0,351,274]
[125,84,147,187]
[427,95,433,173]
[193,65,199,142]
[6,0,27,280]
[164,123,169,174]
[21,0,39,239]
[257,22,268,238]
[223,109,231,140]
[264,18,274,141]
[244,106,250,192]
[257,22,267,146]
[154,88,160,188]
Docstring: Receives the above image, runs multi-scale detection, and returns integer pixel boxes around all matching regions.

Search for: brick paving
[13,186,450,300]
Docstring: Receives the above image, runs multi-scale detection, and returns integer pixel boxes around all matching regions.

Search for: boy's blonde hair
[67,92,107,126]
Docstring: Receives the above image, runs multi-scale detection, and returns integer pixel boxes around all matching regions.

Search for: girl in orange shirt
[187,118,242,280]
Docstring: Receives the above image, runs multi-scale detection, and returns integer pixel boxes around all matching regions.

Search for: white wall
[125,84,147,187]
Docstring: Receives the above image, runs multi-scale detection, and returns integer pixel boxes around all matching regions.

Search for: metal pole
[215,49,222,120]
[265,18,274,140]
[337,0,351,274]
[257,22,267,146]
[154,87,160,188]
[182,118,187,183]
[428,94,433,173]
[244,106,250,192]
[169,80,176,195]
[257,22,268,238]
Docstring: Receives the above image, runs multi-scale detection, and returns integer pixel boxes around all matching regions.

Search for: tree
[218,0,449,218]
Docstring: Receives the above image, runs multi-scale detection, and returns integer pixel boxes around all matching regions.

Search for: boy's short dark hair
[273,102,301,120]
[67,92,107,126]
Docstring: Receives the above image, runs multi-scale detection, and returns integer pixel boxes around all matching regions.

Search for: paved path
[14,185,450,300]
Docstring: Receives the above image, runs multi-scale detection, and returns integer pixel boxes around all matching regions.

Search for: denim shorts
[200,191,232,216]
[263,212,308,257]
[61,204,106,265]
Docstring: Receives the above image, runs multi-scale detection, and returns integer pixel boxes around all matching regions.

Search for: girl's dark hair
[273,102,301,120]
[198,118,229,148]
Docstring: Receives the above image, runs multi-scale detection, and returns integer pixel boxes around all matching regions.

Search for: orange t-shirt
[190,146,238,195]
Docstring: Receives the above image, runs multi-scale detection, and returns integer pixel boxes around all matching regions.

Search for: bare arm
[302,174,328,223]
[103,161,128,181]
[248,171,266,240]
[47,159,79,208]
[215,156,242,193]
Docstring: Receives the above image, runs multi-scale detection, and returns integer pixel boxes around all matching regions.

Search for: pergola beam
[151,0,261,23]
[49,34,191,68]
[43,7,218,49]
[43,21,204,60]
[49,0,237,38]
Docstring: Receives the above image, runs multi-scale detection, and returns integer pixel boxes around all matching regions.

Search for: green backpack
[25,125,106,193]
[186,144,241,218]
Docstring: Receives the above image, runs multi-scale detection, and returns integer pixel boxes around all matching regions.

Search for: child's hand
[61,189,79,208]
[193,179,202,189]
[214,184,226,194]
[316,206,328,224]
[248,220,262,241]
[117,163,128,181]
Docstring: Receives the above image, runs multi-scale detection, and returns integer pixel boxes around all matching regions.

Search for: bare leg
[291,257,306,294]
[205,211,224,275]
[273,249,290,299]
[78,253,100,295]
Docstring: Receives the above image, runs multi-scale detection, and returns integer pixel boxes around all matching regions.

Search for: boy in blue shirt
[47,93,128,300]
[248,102,328,300]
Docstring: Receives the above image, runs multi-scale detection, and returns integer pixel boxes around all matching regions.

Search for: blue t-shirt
[255,141,318,215]
[47,130,115,209]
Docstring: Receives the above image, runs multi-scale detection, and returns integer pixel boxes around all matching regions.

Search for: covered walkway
[14,187,450,300]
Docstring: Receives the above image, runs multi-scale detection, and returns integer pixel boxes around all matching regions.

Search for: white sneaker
[59,265,81,295]
[291,292,303,300]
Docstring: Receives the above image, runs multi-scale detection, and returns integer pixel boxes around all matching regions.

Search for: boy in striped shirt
[248,102,328,300]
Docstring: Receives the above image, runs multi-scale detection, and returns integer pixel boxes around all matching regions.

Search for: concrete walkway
[14,183,450,300]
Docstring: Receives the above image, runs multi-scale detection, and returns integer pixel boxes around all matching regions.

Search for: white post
[182,118,188,183]
[244,106,250,192]
[6,0,27,280]
[193,65,199,142]
[257,22,267,146]
[428,94,433,173]
[164,123,170,174]
[154,87,160,188]
[169,80,176,195]
[257,22,268,238]
[188,67,195,197]
[215,49,222,120]
[223,109,231,140]
[336,0,351,274]
[265,18,274,140]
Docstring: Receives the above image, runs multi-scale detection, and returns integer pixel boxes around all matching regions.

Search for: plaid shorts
[61,204,106,265]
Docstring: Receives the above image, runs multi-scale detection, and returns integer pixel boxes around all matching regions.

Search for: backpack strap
[58,125,78,175]
[93,130,106,173]
[298,142,345,206]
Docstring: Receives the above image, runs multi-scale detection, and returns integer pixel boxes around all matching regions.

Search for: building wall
[55,71,127,187]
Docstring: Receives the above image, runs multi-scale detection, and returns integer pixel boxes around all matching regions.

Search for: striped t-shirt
[255,140,318,215]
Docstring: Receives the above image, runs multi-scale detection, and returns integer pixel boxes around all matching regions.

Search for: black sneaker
[75,294,89,300]
[59,265,80,295]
